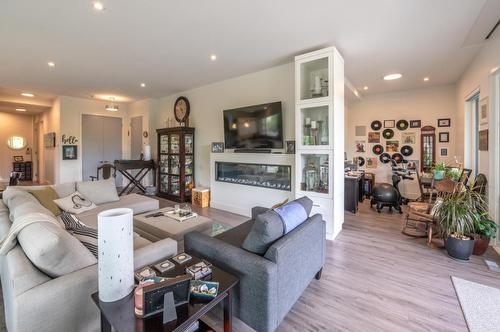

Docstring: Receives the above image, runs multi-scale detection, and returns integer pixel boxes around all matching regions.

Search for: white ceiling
[0,0,497,103]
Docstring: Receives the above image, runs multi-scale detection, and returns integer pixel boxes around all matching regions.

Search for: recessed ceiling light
[383,73,402,81]
[21,93,34,97]
[140,83,146,87]
[210,54,217,61]
[363,86,368,90]
[423,77,430,82]
[15,108,26,112]
[93,1,105,11]
[47,61,55,67]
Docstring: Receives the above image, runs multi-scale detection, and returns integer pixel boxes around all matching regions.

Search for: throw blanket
[0,212,60,255]
[273,202,308,234]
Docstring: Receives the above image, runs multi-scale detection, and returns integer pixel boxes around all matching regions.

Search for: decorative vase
[472,236,490,255]
[143,145,151,161]
[445,236,474,261]
[98,208,135,302]
[305,162,318,191]
[434,170,444,180]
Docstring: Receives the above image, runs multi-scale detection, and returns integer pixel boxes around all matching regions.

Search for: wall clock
[371,120,382,131]
[401,145,413,157]
[174,96,190,124]
[372,144,384,155]
[379,153,391,164]
[382,129,394,139]
[396,120,409,131]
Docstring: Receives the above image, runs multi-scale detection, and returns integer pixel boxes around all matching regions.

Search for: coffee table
[134,207,213,242]
[92,255,238,332]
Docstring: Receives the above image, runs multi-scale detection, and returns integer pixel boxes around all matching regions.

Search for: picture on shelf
[440,148,448,156]
[386,140,399,153]
[366,157,377,168]
[211,142,224,153]
[479,130,488,151]
[401,132,416,144]
[438,118,451,127]
[407,160,419,170]
[285,140,295,154]
[409,120,421,128]
[368,132,380,143]
[384,120,395,128]
[355,140,366,153]
[62,145,77,160]
[439,132,449,143]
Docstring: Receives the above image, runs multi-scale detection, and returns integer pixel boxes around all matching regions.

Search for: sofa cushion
[53,191,97,214]
[29,187,62,216]
[52,182,77,198]
[76,179,119,205]
[18,221,97,278]
[60,212,98,258]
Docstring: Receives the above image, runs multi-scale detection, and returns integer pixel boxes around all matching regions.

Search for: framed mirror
[420,126,435,172]
[7,136,27,150]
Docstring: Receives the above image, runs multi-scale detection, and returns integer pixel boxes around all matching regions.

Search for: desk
[115,160,156,196]
[345,173,364,213]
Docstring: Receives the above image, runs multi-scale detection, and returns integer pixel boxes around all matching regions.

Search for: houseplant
[472,214,497,255]
[433,162,447,180]
[435,189,487,260]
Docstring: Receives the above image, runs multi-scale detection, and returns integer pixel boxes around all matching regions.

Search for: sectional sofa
[0,180,177,332]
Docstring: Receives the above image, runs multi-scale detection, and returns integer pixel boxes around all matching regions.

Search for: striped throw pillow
[60,212,98,258]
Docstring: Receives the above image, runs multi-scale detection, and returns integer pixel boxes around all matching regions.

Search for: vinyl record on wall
[379,153,391,164]
[382,129,394,139]
[401,145,413,157]
[372,144,384,155]
[396,120,409,131]
[357,156,365,167]
[391,153,404,164]
[371,120,382,131]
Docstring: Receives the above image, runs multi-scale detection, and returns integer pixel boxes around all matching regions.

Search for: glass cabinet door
[185,134,193,154]
[299,56,329,102]
[169,176,180,196]
[299,153,331,196]
[170,134,180,154]
[185,155,193,175]
[169,155,180,175]
[160,135,168,154]
[299,104,330,148]
[160,174,169,193]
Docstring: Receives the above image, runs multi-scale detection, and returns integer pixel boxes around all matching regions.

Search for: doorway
[82,114,122,185]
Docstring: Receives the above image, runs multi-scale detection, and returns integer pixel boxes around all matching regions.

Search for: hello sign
[61,134,78,144]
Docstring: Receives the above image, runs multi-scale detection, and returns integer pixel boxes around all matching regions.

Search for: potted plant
[445,167,461,181]
[435,190,487,260]
[472,214,497,255]
[433,162,446,180]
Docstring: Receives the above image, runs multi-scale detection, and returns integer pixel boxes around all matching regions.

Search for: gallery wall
[346,85,457,198]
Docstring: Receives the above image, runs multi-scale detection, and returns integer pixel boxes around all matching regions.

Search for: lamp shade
[97,208,135,302]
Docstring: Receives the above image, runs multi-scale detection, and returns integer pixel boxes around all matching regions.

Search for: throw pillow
[29,187,62,216]
[273,201,308,234]
[76,178,119,205]
[53,191,96,214]
[60,212,98,258]
[242,210,284,255]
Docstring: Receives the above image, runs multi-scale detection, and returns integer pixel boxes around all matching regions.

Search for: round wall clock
[174,96,190,123]
[396,120,409,131]
[372,144,384,155]
[357,156,365,167]
[371,120,382,131]
[391,153,404,164]
[379,153,391,164]
[401,145,413,157]
[382,129,394,139]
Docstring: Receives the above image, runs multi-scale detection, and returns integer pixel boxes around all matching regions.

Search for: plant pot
[434,170,444,180]
[445,235,474,260]
[472,235,490,256]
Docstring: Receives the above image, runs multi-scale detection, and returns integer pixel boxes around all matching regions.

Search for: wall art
[401,132,416,144]
[368,132,380,143]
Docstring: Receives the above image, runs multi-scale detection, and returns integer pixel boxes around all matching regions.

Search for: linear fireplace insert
[215,161,291,191]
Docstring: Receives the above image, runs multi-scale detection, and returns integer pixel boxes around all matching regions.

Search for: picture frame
[368,132,380,143]
[44,132,56,148]
[285,140,295,154]
[366,157,377,168]
[386,140,399,153]
[440,148,448,156]
[439,132,449,143]
[480,97,488,125]
[479,129,488,151]
[13,156,24,162]
[62,145,78,160]
[401,132,416,144]
[355,140,366,153]
[384,120,395,128]
[438,118,451,127]
[211,142,224,153]
[355,126,366,137]
[409,120,421,128]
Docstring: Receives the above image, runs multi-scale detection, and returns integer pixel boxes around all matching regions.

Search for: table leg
[100,312,112,332]
[223,289,233,332]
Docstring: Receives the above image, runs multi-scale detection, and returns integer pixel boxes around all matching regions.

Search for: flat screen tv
[223,102,283,149]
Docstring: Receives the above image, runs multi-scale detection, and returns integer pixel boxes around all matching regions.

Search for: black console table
[114,160,156,196]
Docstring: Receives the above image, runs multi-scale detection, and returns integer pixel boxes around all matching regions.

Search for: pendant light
[105,97,119,112]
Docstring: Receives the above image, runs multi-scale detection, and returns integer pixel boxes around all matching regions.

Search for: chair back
[459,168,472,187]
[472,173,488,195]
[93,163,116,181]
[415,170,426,201]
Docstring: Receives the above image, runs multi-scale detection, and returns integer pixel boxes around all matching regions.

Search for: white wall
[150,63,295,187]
[346,85,457,198]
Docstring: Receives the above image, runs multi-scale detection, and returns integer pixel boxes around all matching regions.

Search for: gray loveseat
[185,205,326,332]
[0,181,177,332]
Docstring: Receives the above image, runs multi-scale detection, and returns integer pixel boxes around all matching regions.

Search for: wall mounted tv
[223,101,283,149]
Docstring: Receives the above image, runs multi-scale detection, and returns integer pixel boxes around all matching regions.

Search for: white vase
[97,208,135,302]
[143,145,151,161]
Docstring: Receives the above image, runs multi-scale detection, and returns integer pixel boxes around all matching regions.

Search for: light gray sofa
[185,206,326,332]
[0,181,177,332]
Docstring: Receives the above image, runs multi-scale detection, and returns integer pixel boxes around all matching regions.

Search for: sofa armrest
[134,237,177,269]
[251,206,269,220]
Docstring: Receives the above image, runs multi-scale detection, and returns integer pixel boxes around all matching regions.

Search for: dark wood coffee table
[91,255,238,332]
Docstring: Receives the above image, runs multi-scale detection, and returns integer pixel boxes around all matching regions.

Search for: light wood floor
[182,199,500,332]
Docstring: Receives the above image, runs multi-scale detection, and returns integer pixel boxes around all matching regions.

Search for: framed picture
[384,120,395,128]
[386,140,399,153]
[355,140,366,153]
[44,132,56,148]
[368,132,380,143]
[211,142,224,153]
[285,140,295,154]
[480,97,488,125]
[13,156,24,162]
[355,126,366,137]
[479,130,488,151]
[407,160,419,170]
[440,148,448,156]
[366,157,377,168]
[409,120,421,128]
[439,132,449,143]
[62,145,78,160]
[438,118,451,127]
[401,132,416,144]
